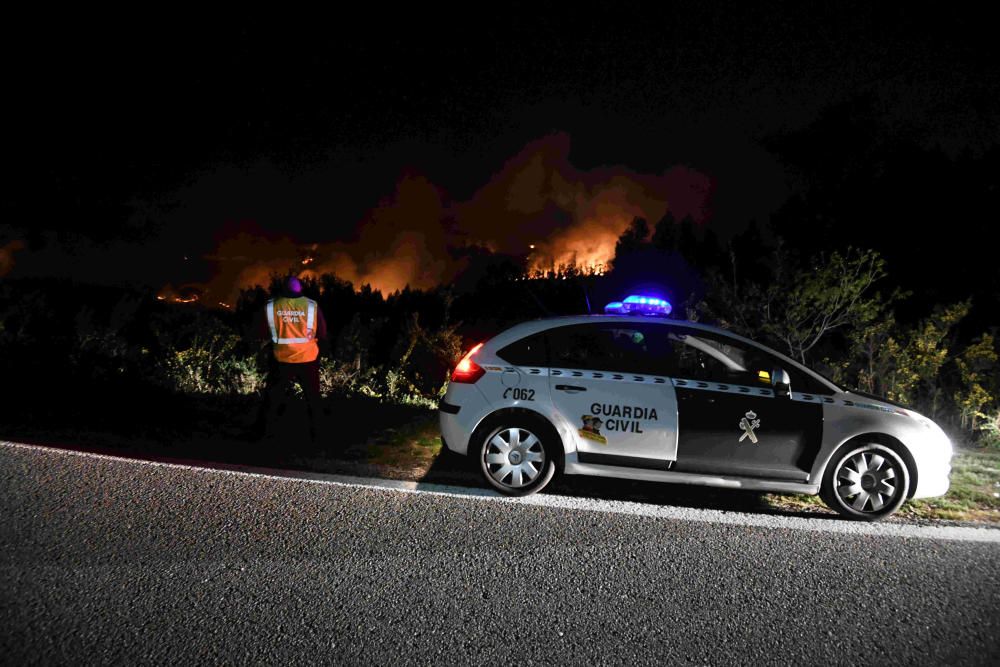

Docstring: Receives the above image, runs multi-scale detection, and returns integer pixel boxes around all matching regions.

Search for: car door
[546,323,679,470]
[663,327,823,481]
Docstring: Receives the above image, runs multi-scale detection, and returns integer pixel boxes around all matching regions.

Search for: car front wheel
[478,421,556,496]
[822,442,910,521]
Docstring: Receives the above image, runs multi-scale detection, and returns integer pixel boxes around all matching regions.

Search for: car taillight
[451,343,485,383]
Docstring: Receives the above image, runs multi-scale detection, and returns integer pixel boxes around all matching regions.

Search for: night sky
[3,6,997,305]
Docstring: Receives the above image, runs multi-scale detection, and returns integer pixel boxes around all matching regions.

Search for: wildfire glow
[0,240,25,278]
[156,284,201,304]
[158,134,713,306]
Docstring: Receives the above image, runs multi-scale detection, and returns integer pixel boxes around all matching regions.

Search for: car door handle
[555,385,587,392]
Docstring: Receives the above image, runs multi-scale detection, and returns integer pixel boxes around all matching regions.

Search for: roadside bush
[150,309,265,395]
[386,313,462,397]
[319,358,362,397]
[955,334,998,431]
[978,411,1000,450]
[70,307,138,382]
[160,333,263,395]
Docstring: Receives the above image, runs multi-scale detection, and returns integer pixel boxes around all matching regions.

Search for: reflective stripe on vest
[266,299,277,341]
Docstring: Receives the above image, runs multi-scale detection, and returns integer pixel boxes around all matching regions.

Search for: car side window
[663,330,760,384]
[496,332,548,366]
[546,324,655,374]
[659,327,833,394]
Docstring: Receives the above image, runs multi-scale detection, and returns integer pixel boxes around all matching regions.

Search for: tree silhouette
[612,217,650,263]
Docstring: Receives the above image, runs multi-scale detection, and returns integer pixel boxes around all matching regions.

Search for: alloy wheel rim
[485,428,545,488]
[835,449,901,513]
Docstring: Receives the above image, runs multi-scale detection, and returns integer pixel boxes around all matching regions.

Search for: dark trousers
[254,360,323,438]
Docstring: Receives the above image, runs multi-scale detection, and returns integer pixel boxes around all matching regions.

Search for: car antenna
[582,281,592,314]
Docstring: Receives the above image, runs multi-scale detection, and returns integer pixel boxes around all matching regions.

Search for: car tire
[477,418,557,496]
[821,442,910,521]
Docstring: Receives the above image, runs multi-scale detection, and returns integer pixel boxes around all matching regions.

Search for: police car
[439,295,952,520]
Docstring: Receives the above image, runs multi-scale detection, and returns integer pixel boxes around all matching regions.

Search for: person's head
[284,275,303,296]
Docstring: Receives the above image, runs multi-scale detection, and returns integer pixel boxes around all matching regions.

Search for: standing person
[251,275,328,442]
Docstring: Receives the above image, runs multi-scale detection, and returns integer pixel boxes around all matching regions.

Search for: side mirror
[771,367,791,398]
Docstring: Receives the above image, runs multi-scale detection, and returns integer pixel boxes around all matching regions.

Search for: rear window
[496,332,548,366]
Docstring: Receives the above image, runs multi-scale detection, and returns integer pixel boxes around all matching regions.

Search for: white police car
[439,296,952,520]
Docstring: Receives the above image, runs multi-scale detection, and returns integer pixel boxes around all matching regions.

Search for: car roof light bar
[603,294,673,316]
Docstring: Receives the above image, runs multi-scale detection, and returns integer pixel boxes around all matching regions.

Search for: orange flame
[166,134,712,306]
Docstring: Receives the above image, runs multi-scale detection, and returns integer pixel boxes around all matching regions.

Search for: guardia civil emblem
[738,411,760,444]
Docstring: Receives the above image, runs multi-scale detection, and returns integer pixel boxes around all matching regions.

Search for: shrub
[156,324,265,395]
[142,304,268,395]
[319,358,361,397]
[955,334,998,431]
[979,412,1000,450]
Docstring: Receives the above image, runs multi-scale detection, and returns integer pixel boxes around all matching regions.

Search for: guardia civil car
[439,296,952,520]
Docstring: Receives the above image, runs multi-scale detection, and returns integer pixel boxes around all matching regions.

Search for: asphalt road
[2,442,999,666]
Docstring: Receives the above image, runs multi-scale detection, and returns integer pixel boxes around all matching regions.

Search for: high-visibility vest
[265,297,319,363]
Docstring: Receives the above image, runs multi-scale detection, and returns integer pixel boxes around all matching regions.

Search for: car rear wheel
[822,442,910,521]
[478,421,556,496]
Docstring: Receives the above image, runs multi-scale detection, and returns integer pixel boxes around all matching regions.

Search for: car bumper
[910,434,953,499]
[438,383,493,456]
[912,460,951,498]
[440,411,468,455]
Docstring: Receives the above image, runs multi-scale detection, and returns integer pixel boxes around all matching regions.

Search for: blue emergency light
[604,294,673,316]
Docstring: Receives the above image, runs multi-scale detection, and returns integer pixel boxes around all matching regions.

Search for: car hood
[844,389,911,411]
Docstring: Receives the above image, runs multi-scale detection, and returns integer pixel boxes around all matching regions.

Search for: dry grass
[364,413,442,472]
